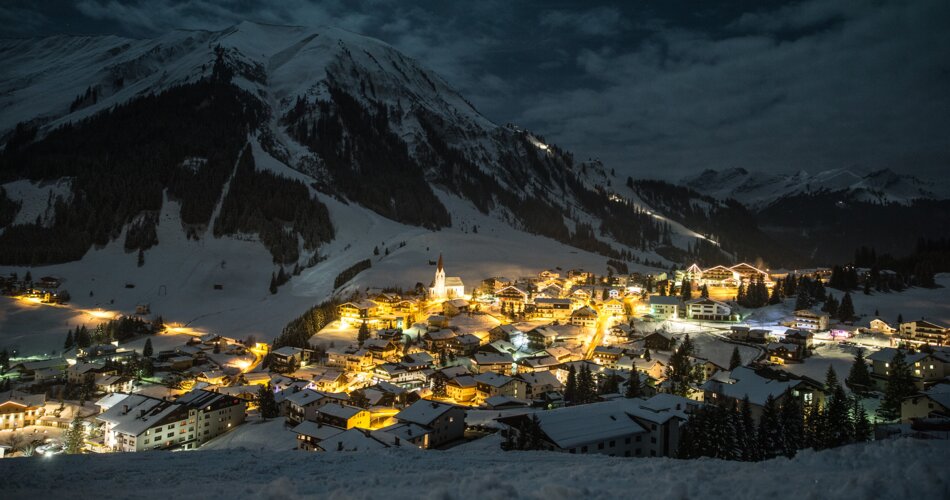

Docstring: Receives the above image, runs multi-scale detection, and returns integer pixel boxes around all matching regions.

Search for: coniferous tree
[269,273,278,294]
[729,346,742,370]
[824,384,853,448]
[665,334,699,397]
[880,350,916,421]
[137,248,145,267]
[680,278,692,301]
[624,369,641,398]
[142,338,153,358]
[700,284,709,298]
[63,416,85,454]
[825,365,840,394]
[852,397,872,442]
[780,396,804,458]
[838,292,855,322]
[643,348,652,361]
[768,284,783,305]
[257,383,279,419]
[758,395,783,459]
[357,321,370,347]
[64,330,74,350]
[564,364,577,404]
[794,290,811,311]
[739,396,760,461]
[846,348,872,394]
[75,325,92,348]
[431,372,447,397]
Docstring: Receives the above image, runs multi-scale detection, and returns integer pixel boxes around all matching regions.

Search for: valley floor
[0,437,945,499]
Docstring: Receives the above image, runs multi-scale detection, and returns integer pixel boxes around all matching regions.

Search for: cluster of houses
[0,273,66,303]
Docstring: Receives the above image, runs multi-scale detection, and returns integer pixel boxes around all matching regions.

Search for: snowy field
[0,438,946,499]
[0,183,638,356]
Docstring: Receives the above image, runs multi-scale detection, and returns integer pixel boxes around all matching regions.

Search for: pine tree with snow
[564,365,577,404]
[757,395,784,459]
[624,369,641,398]
[63,417,85,454]
[257,383,279,419]
[143,338,153,358]
[880,350,916,421]
[729,346,742,370]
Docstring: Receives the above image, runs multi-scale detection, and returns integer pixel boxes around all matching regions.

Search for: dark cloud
[4,0,949,180]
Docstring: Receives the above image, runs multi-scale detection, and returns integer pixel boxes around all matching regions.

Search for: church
[429,254,465,299]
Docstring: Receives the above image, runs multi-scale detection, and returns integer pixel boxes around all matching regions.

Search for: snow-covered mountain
[0,22,721,346]
[681,167,949,208]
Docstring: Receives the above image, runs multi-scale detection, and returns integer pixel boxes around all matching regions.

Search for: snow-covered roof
[867,348,929,365]
[484,395,528,408]
[511,399,646,449]
[379,422,431,441]
[292,421,345,441]
[649,296,682,306]
[516,370,562,389]
[97,394,182,437]
[396,399,457,426]
[700,366,801,406]
[318,402,365,420]
[474,372,515,388]
[272,346,304,357]
[473,351,514,365]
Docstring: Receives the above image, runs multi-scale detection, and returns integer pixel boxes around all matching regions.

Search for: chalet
[571,306,597,328]
[442,298,470,317]
[629,357,667,381]
[95,374,134,394]
[539,269,561,281]
[783,329,814,350]
[271,346,309,369]
[362,339,399,362]
[649,296,682,319]
[701,367,824,421]
[729,326,769,344]
[533,298,573,320]
[729,263,770,285]
[701,265,739,287]
[67,362,107,385]
[0,391,46,429]
[385,399,466,449]
[426,314,449,329]
[643,330,674,351]
[516,354,561,373]
[601,298,626,316]
[372,363,428,389]
[293,421,346,451]
[592,346,625,369]
[488,324,520,343]
[499,394,692,457]
[317,428,405,452]
[685,298,732,321]
[446,376,477,403]
[423,329,458,352]
[496,286,529,312]
[536,283,564,298]
[455,334,482,356]
[517,371,564,400]
[525,326,559,348]
[867,348,950,390]
[867,318,896,334]
[684,263,703,282]
[901,384,950,423]
[568,269,592,283]
[899,320,949,345]
[285,389,350,425]
[471,351,515,375]
[98,390,245,452]
[315,403,370,430]
[794,310,829,332]
[474,372,527,403]
[338,300,380,326]
[766,342,805,364]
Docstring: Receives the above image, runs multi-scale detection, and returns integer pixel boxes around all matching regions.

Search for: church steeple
[437,253,444,272]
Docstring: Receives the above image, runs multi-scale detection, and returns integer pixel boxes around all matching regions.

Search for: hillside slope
[0,438,945,499]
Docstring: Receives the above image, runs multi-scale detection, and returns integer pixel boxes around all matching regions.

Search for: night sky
[3,0,949,180]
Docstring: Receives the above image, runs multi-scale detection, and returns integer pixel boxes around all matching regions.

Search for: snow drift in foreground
[1,438,946,499]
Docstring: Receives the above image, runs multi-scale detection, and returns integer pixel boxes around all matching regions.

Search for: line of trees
[679,369,871,460]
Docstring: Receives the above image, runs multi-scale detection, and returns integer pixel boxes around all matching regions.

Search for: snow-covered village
[1,2,949,499]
